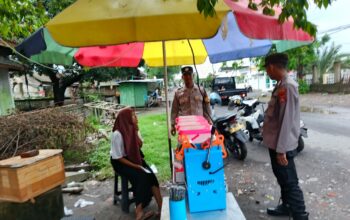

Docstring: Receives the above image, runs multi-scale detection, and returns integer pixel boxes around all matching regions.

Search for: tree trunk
[52,82,66,106]
[44,66,84,106]
[297,64,304,79]
[50,76,66,106]
[333,61,341,83]
[297,56,303,79]
[312,65,319,84]
[46,68,66,106]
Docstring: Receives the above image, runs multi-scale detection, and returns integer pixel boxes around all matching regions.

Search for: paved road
[213,104,350,220]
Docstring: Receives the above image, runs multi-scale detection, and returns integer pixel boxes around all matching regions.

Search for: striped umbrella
[16,13,310,67]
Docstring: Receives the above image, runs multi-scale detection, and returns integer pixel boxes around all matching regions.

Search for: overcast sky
[307,0,350,53]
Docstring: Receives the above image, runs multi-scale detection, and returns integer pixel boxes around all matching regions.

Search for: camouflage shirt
[171,84,212,126]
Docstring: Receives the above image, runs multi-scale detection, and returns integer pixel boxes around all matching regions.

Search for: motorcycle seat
[214,113,237,124]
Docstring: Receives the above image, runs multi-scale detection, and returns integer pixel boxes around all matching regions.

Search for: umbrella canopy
[46,0,231,47]
[46,0,313,48]
[75,13,276,67]
[17,14,309,67]
[16,28,77,66]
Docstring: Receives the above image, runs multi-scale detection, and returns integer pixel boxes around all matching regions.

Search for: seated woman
[110,107,162,220]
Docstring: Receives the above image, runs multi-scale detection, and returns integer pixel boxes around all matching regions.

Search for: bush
[88,139,113,180]
[298,79,310,94]
[0,107,94,160]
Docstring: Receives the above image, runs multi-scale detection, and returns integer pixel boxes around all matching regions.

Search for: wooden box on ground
[0,149,65,203]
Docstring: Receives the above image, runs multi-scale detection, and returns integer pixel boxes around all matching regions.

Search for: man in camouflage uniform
[263,53,309,220]
[171,66,211,135]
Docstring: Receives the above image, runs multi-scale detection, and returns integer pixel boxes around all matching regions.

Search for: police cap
[181,66,193,75]
[264,53,288,68]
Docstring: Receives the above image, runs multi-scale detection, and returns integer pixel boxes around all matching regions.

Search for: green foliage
[0,0,48,40]
[81,91,103,102]
[298,79,310,94]
[64,149,89,165]
[44,0,76,18]
[84,67,123,82]
[88,139,113,180]
[138,114,175,182]
[231,60,244,70]
[86,113,174,182]
[316,42,342,76]
[203,73,215,88]
[147,66,180,82]
[197,0,333,37]
[86,115,103,130]
[197,0,218,17]
[0,0,76,41]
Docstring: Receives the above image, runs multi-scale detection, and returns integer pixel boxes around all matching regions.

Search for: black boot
[293,212,309,220]
[267,204,290,216]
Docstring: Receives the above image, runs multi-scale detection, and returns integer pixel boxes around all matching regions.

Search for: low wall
[310,83,350,94]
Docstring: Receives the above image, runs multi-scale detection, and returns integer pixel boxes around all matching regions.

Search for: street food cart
[162,116,246,220]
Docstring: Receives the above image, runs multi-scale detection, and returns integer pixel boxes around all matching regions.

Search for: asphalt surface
[214,104,350,220]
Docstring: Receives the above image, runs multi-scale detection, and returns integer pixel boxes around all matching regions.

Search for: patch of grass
[86,115,108,130]
[88,139,113,180]
[87,113,176,182]
[138,114,177,182]
[63,149,89,165]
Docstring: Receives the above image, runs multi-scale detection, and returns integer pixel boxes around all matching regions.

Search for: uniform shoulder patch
[278,87,287,103]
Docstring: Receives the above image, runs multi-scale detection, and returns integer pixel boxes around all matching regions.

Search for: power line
[319,24,350,35]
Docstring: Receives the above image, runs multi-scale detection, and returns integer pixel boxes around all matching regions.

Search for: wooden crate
[0,149,65,203]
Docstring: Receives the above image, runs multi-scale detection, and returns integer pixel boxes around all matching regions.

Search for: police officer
[263,53,309,220]
[171,66,211,135]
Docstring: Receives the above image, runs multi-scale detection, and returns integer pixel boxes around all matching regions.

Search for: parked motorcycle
[229,96,307,153]
[210,92,249,160]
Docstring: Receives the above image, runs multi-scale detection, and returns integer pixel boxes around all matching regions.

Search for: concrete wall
[310,83,350,94]
[0,68,15,115]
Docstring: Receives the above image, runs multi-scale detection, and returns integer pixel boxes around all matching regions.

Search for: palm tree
[313,40,350,84]
[315,43,341,83]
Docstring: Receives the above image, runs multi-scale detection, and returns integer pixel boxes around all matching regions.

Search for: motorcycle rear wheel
[226,139,247,160]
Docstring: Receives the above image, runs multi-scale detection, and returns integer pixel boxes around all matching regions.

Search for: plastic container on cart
[184,147,226,213]
[175,115,208,124]
[176,116,211,147]
[169,198,187,220]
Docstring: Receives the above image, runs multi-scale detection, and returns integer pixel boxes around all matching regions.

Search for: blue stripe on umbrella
[203,13,272,63]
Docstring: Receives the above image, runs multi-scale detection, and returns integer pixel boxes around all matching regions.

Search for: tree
[316,43,341,83]
[0,0,76,41]
[285,44,317,79]
[0,0,48,40]
[147,66,180,82]
[232,60,244,70]
[29,64,143,106]
[203,73,215,88]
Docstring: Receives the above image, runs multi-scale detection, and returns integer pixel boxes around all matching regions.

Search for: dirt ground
[62,92,350,220]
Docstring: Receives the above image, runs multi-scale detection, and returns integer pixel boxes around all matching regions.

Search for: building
[0,40,25,115]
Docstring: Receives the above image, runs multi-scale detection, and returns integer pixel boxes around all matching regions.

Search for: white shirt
[110,130,126,159]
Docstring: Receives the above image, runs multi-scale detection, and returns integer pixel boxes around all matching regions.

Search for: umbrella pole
[162,41,173,176]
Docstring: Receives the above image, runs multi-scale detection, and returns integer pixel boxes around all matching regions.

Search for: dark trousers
[111,158,159,207]
[269,149,306,215]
